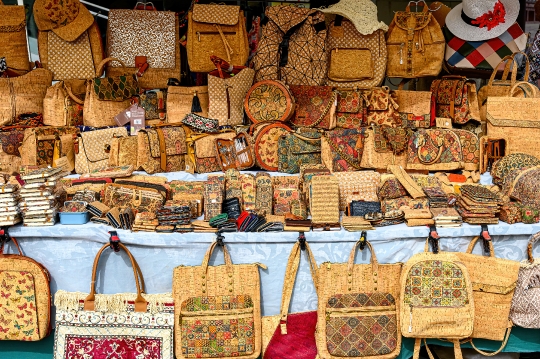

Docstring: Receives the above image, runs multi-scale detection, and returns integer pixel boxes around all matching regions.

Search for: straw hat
[446,0,519,41]
[33,0,94,42]
[318,0,388,35]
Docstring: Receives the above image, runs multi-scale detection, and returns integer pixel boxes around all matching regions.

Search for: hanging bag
[54,242,174,359]
[0,1,30,72]
[262,239,318,359]
[430,75,480,125]
[316,238,402,359]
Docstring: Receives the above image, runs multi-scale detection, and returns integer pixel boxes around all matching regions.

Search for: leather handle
[526,232,540,263]
[200,241,234,292]
[96,57,128,78]
[417,137,444,165]
[63,82,85,105]
[156,128,167,172]
[84,243,147,313]
[466,236,495,257]
[346,239,379,285]
[405,0,428,12]
[0,237,23,256]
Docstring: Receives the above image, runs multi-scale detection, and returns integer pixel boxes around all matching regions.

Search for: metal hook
[216,233,225,247]
[359,231,367,250]
[109,231,120,253]
[298,232,306,251]
[480,224,491,255]
[428,225,440,254]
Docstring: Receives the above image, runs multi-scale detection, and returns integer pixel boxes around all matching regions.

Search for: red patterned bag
[430,75,480,125]
[289,86,337,129]
[335,89,367,129]
[365,87,399,127]
[321,128,366,172]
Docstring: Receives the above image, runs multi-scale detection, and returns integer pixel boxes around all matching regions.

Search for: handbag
[0,68,53,126]
[289,86,337,129]
[103,183,165,214]
[173,241,266,359]
[137,126,186,174]
[359,127,407,170]
[54,242,174,358]
[252,6,327,86]
[365,87,399,127]
[430,75,481,125]
[167,85,209,123]
[326,17,387,88]
[394,80,432,129]
[107,6,180,89]
[401,240,474,359]
[19,126,78,167]
[244,80,295,124]
[278,130,322,174]
[335,89,367,129]
[510,231,540,328]
[262,239,318,359]
[0,2,30,72]
[186,131,236,174]
[0,237,51,341]
[386,1,445,78]
[454,237,519,354]
[109,135,138,168]
[187,4,249,73]
[334,171,380,211]
[321,128,365,172]
[37,21,104,81]
[74,127,128,174]
[83,57,139,127]
[486,82,540,158]
[316,239,402,359]
[445,23,528,76]
[478,53,530,122]
[208,67,255,126]
[252,122,292,171]
[43,80,86,127]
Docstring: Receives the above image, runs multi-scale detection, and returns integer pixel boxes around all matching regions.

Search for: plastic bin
[59,211,90,225]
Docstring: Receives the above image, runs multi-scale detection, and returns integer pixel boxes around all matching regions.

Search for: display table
[2,221,540,358]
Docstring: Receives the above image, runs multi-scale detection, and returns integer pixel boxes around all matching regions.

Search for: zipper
[407,303,465,333]
[181,307,253,317]
[399,43,404,65]
[196,31,236,41]
[326,308,396,321]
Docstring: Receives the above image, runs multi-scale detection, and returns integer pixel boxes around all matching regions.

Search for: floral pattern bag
[430,76,480,125]
[321,128,366,172]
[289,86,337,129]
[335,89,367,129]
[137,126,186,174]
[406,129,463,171]
[365,87,399,126]
[277,129,322,174]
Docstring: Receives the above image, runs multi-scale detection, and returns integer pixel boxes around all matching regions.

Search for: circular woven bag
[244,80,295,124]
[252,122,291,171]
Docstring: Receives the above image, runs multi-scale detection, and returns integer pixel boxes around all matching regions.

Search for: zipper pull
[326,312,330,321]
[197,32,201,42]
[408,304,413,333]
[399,43,404,65]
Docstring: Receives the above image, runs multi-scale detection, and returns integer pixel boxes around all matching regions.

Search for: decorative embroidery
[326,293,398,357]
[381,126,413,155]
[255,173,272,215]
[182,113,219,133]
[366,88,399,127]
[0,129,25,156]
[245,81,291,122]
[404,260,469,307]
[181,295,255,358]
[336,90,366,129]
[452,129,479,168]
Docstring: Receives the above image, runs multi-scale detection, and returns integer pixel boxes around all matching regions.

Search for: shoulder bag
[137,126,186,174]
[321,128,365,172]
[289,86,337,129]
[394,80,432,129]
[252,122,292,171]
[74,127,128,174]
[43,80,86,127]
[109,135,138,168]
[54,242,174,358]
[316,238,402,359]
[359,127,407,170]
[19,126,78,168]
[244,80,295,124]
[278,130,322,174]
[173,240,266,359]
[0,2,30,72]
[262,239,318,359]
[430,75,480,125]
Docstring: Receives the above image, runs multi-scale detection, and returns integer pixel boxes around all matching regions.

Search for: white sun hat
[446,0,520,41]
[318,0,388,35]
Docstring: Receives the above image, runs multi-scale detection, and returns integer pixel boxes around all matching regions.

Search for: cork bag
[316,238,402,359]
[386,2,445,78]
[173,241,266,359]
[136,126,186,174]
[75,127,128,174]
[0,237,51,341]
[187,4,249,73]
[510,232,540,329]
[166,86,209,123]
[0,2,30,72]
[454,236,519,355]
[400,240,474,359]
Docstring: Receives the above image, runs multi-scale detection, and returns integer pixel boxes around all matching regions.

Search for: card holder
[215,133,254,171]
[106,207,122,228]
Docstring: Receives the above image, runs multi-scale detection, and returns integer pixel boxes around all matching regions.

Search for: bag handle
[95,57,128,78]
[469,326,512,356]
[398,78,413,91]
[291,132,321,143]
[413,338,463,359]
[466,236,495,257]
[510,81,540,98]
[416,134,444,165]
[346,236,379,289]
[84,242,147,313]
[405,0,428,12]
[488,55,515,85]
[488,52,530,87]
[63,82,85,105]
[278,239,318,334]
[526,232,540,263]
[305,91,337,129]
[0,237,23,256]
[200,241,234,294]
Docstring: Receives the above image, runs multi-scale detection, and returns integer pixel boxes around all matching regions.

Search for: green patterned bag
[277,129,322,174]
[93,58,139,102]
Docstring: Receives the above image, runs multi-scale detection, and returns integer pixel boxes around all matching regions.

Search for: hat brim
[446,1,519,41]
[318,7,388,35]
[51,3,94,42]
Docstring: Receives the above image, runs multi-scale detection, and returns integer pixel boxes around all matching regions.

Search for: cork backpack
[400,238,474,359]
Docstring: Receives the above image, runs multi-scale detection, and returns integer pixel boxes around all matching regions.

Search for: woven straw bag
[386,3,444,78]
[75,127,128,174]
[54,242,174,359]
[316,239,402,359]
[401,240,474,359]
[106,7,180,89]
[333,171,380,211]
[0,3,30,72]
[310,175,339,224]
[173,241,266,359]
[37,21,104,81]
[486,81,540,158]
[262,240,319,359]
[83,57,138,127]
[187,4,249,73]
[453,237,519,355]
[510,232,540,328]
[326,17,387,88]
[167,86,209,123]
[43,80,86,126]
[0,68,53,126]
[0,237,51,341]
[478,53,530,121]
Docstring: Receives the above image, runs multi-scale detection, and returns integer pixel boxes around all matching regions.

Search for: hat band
[460,10,480,28]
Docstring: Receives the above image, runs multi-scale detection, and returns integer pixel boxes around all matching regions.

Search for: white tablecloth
[6,221,540,316]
